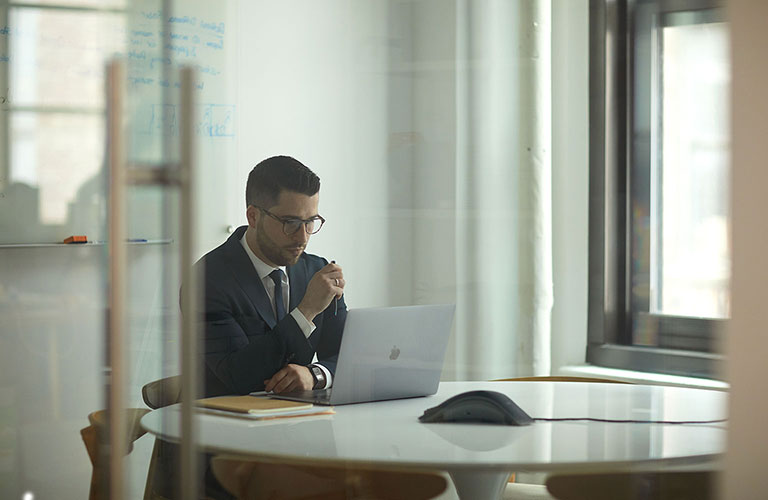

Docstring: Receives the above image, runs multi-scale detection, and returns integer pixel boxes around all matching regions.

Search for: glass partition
[0,0,226,497]
[1,1,127,498]
[2,1,724,499]
[1,0,570,495]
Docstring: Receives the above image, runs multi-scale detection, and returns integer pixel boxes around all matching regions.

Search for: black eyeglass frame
[253,206,326,235]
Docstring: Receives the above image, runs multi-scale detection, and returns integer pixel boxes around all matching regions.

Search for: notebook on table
[270,304,455,406]
[197,395,333,419]
[198,395,310,414]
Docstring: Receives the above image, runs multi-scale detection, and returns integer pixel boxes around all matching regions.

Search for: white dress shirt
[239,233,332,388]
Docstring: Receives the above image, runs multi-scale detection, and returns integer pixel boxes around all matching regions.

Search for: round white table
[141,381,728,499]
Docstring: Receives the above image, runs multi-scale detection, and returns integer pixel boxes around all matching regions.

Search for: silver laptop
[271,304,455,405]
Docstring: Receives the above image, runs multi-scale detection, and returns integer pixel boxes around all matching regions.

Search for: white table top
[141,381,728,473]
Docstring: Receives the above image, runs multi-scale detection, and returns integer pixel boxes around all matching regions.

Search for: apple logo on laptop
[389,345,400,360]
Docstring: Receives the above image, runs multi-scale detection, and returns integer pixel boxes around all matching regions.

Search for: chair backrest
[81,408,150,500]
[493,376,631,384]
[211,455,448,500]
[142,375,182,409]
[546,471,715,500]
[86,408,150,448]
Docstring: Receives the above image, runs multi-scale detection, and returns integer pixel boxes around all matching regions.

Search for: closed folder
[197,395,313,415]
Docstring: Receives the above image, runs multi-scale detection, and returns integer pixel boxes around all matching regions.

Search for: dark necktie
[269,269,286,321]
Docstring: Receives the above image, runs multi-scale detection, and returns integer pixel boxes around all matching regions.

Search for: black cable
[533,417,727,425]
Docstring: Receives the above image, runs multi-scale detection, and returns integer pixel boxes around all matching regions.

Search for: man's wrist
[290,308,316,339]
[297,303,319,322]
[309,364,326,389]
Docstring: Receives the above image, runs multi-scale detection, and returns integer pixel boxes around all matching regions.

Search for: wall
[234,0,591,374]
[235,0,407,309]
[723,0,768,496]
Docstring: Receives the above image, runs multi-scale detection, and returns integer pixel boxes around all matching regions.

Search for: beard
[255,220,304,266]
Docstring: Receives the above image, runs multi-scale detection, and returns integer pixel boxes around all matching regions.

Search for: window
[588,0,729,378]
[1,1,124,225]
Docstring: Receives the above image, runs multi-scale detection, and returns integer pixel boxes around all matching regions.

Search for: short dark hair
[245,156,321,208]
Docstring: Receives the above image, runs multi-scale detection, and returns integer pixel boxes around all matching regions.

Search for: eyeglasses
[255,206,325,235]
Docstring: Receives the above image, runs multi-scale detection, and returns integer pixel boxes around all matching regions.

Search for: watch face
[311,366,325,388]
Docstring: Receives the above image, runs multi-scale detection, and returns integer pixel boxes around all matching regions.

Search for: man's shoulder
[196,227,244,272]
[202,237,233,261]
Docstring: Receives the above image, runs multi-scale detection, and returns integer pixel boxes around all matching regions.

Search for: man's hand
[264,364,314,393]
[297,262,344,320]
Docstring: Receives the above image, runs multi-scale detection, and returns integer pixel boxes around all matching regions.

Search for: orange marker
[63,235,87,244]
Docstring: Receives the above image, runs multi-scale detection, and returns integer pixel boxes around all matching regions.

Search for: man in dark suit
[199,155,347,397]
[160,156,347,500]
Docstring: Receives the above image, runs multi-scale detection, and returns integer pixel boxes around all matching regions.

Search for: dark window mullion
[614,0,631,345]
[588,0,725,379]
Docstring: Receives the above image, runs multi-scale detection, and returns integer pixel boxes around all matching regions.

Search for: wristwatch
[309,364,326,389]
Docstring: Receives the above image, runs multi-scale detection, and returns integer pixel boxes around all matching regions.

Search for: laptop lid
[271,304,455,406]
[328,304,455,405]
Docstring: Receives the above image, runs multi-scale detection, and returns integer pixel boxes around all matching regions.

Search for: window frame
[587,0,726,379]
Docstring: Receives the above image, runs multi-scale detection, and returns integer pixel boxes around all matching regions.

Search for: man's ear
[246,205,259,227]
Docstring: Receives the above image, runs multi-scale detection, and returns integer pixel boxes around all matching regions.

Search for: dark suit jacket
[196,225,347,397]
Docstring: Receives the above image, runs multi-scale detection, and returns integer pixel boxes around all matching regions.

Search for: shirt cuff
[290,308,316,339]
[312,363,333,389]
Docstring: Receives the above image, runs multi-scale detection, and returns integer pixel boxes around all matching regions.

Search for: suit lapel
[223,227,278,328]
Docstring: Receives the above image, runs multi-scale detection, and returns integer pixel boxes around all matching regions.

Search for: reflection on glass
[0,2,170,499]
[652,19,730,319]
[424,422,521,452]
[2,5,125,241]
[8,7,125,108]
[10,112,104,224]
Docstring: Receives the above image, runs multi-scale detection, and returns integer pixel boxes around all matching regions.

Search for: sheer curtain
[413,0,553,380]
[234,0,555,381]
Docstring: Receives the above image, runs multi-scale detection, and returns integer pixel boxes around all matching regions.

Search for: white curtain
[243,0,555,381]
[413,0,553,380]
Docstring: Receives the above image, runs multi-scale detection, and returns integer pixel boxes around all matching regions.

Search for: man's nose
[292,227,310,244]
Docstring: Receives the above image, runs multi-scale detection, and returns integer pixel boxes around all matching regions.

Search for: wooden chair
[141,376,183,500]
[545,470,715,500]
[81,375,183,500]
[142,375,182,410]
[210,455,448,500]
[80,408,150,500]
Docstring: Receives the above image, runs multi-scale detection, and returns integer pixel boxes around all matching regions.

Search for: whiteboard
[0,0,238,248]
